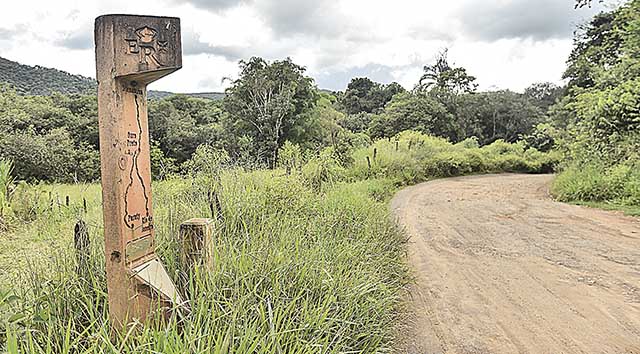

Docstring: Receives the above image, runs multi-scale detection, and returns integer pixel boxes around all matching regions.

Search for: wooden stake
[95,14,184,328]
[179,218,215,272]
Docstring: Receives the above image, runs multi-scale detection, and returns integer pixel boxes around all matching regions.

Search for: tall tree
[338,78,406,114]
[416,49,477,95]
[224,57,316,167]
[523,82,565,112]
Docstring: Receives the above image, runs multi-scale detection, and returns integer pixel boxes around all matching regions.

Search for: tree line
[0,54,562,182]
[5,0,634,184]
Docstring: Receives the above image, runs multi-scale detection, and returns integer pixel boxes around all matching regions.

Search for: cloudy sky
[0,0,611,93]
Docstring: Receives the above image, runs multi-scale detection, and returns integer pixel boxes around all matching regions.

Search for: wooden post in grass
[95,14,184,329]
[366,156,372,170]
[395,141,399,151]
[373,148,377,161]
[408,140,413,151]
[179,218,215,271]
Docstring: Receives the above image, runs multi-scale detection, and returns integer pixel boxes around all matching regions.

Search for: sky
[0,0,612,93]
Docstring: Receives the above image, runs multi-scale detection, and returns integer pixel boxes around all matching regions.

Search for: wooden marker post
[95,14,184,328]
[179,218,215,271]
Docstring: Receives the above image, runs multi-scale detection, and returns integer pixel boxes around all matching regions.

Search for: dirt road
[391,174,640,354]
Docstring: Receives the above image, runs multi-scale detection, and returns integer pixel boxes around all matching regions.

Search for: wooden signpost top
[95,14,184,328]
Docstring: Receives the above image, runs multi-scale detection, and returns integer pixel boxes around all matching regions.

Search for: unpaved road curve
[391,174,640,354]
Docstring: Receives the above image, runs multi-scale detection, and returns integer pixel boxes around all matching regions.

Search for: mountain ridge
[0,56,224,100]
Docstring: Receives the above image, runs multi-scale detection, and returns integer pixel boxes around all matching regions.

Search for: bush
[552,161,640,206]
[347,131,557,185]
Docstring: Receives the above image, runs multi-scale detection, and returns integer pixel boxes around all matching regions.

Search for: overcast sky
[0,0,611,93]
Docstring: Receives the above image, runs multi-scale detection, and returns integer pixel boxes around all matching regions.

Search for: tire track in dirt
[392,174,640,354]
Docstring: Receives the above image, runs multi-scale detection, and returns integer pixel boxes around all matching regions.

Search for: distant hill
[0,56,224,100]
[0,56,95,95]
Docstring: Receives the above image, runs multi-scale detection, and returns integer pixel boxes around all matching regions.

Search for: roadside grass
[0,130,557,352]
[551,161,640,216]
[1,171,410,352]
[349,132,560,186]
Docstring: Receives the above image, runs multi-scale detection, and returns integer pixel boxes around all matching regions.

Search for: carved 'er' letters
[125,26,170,71]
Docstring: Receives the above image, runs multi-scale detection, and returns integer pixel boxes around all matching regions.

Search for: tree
[224,57,317,167]
[417,49,477,95]
[523,82,565,112]
[338,78,406,115]
[564,11,623,90]
[457,91,545,145]
[555,1,640,164]
[368,92,453,139]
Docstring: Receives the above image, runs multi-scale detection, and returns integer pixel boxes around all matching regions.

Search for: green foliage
[0,128,100,183]
[348,131,558,186]
[0,160,14,228]
[550,1,640,211]
[301,148,345,191]
[1,170,408,352]
[277,141,303,174]
[0,56,223,99]
[0,57,95,96]
[417,49,477,94]
[456,90,545,144]
[183,144,230,178]
[368,92,452,139]
[337,78,405,115]
[523,82,565,111]
[150,141,178,180]
[149,95,225,165]
[552,161,640,206]
[223,57,317,167]
[520,123,560,152]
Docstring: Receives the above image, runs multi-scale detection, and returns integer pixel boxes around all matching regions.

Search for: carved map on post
[122,90,155,265]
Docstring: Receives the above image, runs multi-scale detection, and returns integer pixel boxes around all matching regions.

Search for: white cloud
[0,0,609,93]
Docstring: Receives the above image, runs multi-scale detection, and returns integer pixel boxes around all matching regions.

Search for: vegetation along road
[392,174,640,354]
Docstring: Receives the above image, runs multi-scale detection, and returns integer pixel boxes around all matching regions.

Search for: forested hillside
[0,56,223,100]
[0,57,95,95]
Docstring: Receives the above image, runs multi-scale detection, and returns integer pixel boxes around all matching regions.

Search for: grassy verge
[551,161,640,216]
[0,131,557,352]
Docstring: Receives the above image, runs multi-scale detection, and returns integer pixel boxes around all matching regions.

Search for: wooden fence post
[179,218,214,271]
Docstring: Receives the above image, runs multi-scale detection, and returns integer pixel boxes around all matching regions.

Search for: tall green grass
[1,171,409,353]
[348,132,559,186]
[0,130,557,352]
[551,161,640,214]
